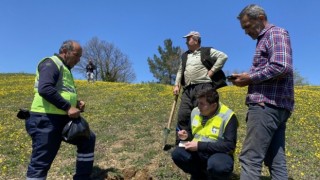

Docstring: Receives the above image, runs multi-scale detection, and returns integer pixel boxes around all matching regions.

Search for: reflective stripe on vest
[30,56,77,115]
[191,103,234,142]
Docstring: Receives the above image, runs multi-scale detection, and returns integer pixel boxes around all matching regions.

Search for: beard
[251,22,265,40]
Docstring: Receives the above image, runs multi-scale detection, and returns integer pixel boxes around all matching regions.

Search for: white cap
[183,31,201,38]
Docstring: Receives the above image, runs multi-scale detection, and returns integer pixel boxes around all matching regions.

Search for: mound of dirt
[105,167,152,180]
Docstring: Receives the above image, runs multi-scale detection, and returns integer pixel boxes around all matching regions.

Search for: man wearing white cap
[173,31,228,145]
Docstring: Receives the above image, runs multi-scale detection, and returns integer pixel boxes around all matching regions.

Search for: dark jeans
[172,147,234,180]
[176,83,214,144]
[239,103,291,180]
[25,113,96,180]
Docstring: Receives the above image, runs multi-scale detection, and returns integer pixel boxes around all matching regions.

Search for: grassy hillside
[0,73,319,180]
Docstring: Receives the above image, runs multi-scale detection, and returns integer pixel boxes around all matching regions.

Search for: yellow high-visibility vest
[30,56,77,115]
[191,103,234,142]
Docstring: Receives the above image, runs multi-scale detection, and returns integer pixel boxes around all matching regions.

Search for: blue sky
[1,0,319,84]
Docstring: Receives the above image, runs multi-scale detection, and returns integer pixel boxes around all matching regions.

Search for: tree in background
[76,37,136,83]
[148,39,182,85]
[294,68,309,86]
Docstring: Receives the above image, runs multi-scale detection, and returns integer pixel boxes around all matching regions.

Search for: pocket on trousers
[25,116,37,136]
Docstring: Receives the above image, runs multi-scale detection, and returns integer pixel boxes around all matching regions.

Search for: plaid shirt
[247,24,294,111]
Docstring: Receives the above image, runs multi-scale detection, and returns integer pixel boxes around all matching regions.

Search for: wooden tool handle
[167,94,179,129]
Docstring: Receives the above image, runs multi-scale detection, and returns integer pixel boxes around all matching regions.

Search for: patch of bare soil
[101,167,152,180]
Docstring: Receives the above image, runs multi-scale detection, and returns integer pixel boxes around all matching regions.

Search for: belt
[184,82,212,90]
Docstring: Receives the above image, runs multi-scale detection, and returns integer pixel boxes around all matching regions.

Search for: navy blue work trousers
[172,147,234,180]
[25,113,96,180]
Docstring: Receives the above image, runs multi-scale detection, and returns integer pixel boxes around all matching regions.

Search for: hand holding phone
[178,141,188,147]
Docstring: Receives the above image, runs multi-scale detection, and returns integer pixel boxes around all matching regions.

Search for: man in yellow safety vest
[25,40,96,180]
[171,88,238,180]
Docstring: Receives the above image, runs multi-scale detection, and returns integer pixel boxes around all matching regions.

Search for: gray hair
[237,4,267,21]
[59,40,75,53]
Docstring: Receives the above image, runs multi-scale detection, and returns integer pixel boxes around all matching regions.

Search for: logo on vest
[212,128,218,134]
[192,120,199,126]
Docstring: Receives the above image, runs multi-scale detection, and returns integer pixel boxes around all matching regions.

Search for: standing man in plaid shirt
[229,4,294,180]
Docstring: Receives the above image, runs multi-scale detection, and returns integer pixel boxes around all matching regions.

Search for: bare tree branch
[75,37,136,83]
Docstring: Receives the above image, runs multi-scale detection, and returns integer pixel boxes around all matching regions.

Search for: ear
[258,14,266,21]
[61,47,68,54]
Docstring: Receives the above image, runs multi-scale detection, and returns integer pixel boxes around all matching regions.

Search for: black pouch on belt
[17,108,30,120]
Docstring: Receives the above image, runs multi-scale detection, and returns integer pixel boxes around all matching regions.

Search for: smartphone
[178,141,188,147]
[226,75,236,80]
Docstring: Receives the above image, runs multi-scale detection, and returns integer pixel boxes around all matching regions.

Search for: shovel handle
[167,94,179,129]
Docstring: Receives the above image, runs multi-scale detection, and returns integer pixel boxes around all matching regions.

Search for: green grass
[0,74,319,179]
